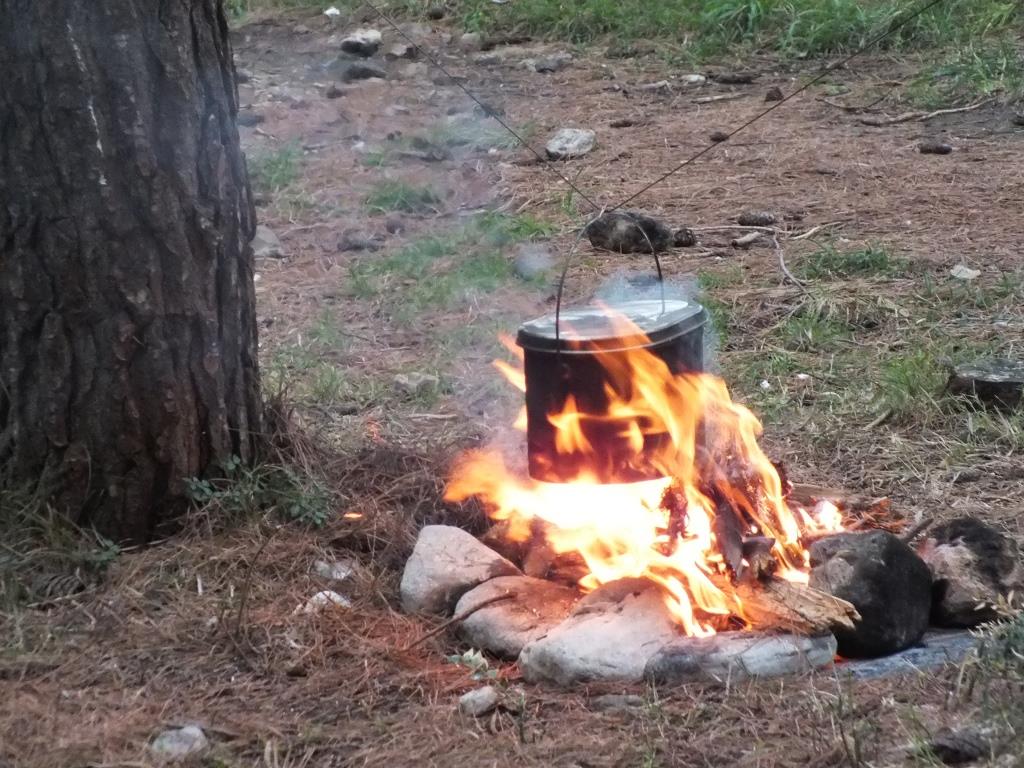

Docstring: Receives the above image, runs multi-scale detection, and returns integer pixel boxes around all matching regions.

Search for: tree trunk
[0,0,261,542]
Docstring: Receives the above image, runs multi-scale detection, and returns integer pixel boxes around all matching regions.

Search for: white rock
[646,632,837,684]
[545,128,596,160]
[950,264,980,280]
[458,686,499,716]
[251,225,284,259]
[150,726,209,762]
[400,525,521,615]
[340,29,382,57]
[294,589,352,615]
[314,559,354,582]
[456,576,578,659]
[518,579,679,685]
[680,74,707,86]
[458,32,483,52]
[324,6,341,18]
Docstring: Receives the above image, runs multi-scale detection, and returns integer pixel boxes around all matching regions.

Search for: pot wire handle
[555,212,666,350]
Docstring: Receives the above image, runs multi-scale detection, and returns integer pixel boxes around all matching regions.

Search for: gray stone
[400,525,521,615]
[584,211,673,254]
[512,243,555,281]
[393,372,439,397]
[340,29,382,57]
[810,531,932,658]
[251,225,284,259]
[314,559,355,582]
[919,517,1024,627]
[645,632,837,685]
[838,630,976,679]
[459,686,499,716]
[458,32,483,52]
[529,52,572,73]
[150,726,208,762]
[518,579,679,686]
[946,360,1024,409]
[545,128,596,160]
[385,43,418,61]
[338,231,385,252]
[456,576,578,659]
[337,60,388,82]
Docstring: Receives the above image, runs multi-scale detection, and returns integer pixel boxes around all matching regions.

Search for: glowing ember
[445,310,844,636]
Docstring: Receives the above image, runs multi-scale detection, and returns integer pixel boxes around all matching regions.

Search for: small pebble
[150,726,209,761]
[459,686,499,717]
[709,130,730,143]
[764,86,784,102]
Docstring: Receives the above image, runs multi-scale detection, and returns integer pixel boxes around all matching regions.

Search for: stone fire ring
[400,525,837,686]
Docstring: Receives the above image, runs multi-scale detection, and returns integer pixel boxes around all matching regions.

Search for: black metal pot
[516,299,708,484]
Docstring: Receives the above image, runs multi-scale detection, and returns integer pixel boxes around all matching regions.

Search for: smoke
[594,267,720,375]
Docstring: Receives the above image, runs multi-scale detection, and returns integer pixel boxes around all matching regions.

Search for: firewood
[711,575,860,635]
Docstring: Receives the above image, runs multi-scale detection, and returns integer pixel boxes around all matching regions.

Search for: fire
[445,313,843,636]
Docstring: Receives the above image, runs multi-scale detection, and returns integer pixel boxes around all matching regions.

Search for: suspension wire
[359,0,602,211]
[613,0,950,210]
[357,0,950,217]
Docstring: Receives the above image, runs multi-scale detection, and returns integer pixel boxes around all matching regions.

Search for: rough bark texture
[0,0,260,542]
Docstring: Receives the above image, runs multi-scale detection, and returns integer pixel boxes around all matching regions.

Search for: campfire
[446,300,848,637]
[400,300,1019,686]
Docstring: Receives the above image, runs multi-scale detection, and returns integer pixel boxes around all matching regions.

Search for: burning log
[711,575,860,635]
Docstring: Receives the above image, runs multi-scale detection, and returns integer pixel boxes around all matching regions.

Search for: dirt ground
[3,7,1024,767]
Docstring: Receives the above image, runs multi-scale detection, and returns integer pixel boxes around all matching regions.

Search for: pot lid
[517,299,707,353]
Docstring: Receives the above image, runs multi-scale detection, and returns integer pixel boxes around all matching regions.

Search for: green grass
[409,0,1021,59]
[365,180,443,214]
[347,212,552,321]
[185,455,331,528]
[249,143,302,194]
[798,244,908,280]
[778,313,850,352]
[907,39,1024,107]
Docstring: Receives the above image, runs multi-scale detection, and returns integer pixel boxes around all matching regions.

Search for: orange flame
[445,310,843,635]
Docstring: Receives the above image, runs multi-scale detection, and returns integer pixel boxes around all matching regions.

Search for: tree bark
[0,0,261,542]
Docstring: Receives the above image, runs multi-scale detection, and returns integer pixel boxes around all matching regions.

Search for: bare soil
[3,8,1024,767]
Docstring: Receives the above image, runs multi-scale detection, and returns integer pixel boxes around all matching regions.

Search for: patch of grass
[436,0,1021,59]
[778,313,850,352]
[908,39,1024,107]
[697,265,745,290]
[365,180,442,214]
[185,454,332,528]
[347,212,552,319]
[875,349,946,419]
[799,244,908,280]
[0,487,122,608]
[249,143,302,194]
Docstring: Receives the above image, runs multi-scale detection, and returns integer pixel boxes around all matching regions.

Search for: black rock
[673,227,697,248]
[764,86,784,102]
[584,211,673,254]
[919,140,953,155]
[919,517,1023,627]
[426,5,445,19]
[237,110,264,127]
[709,130,730,143]
[737,211,777,227]
[338,61,388,83]
[810,531,932,658]
[946,359,1024,409]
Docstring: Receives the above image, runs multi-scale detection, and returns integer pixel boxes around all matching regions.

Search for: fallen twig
[860,99,993,126]
[693,93,748,104]
[792,222,843,240]
[900,517,934,544]
[772,234,809,295]
[403,593,516,651]
[731,231,764,249]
